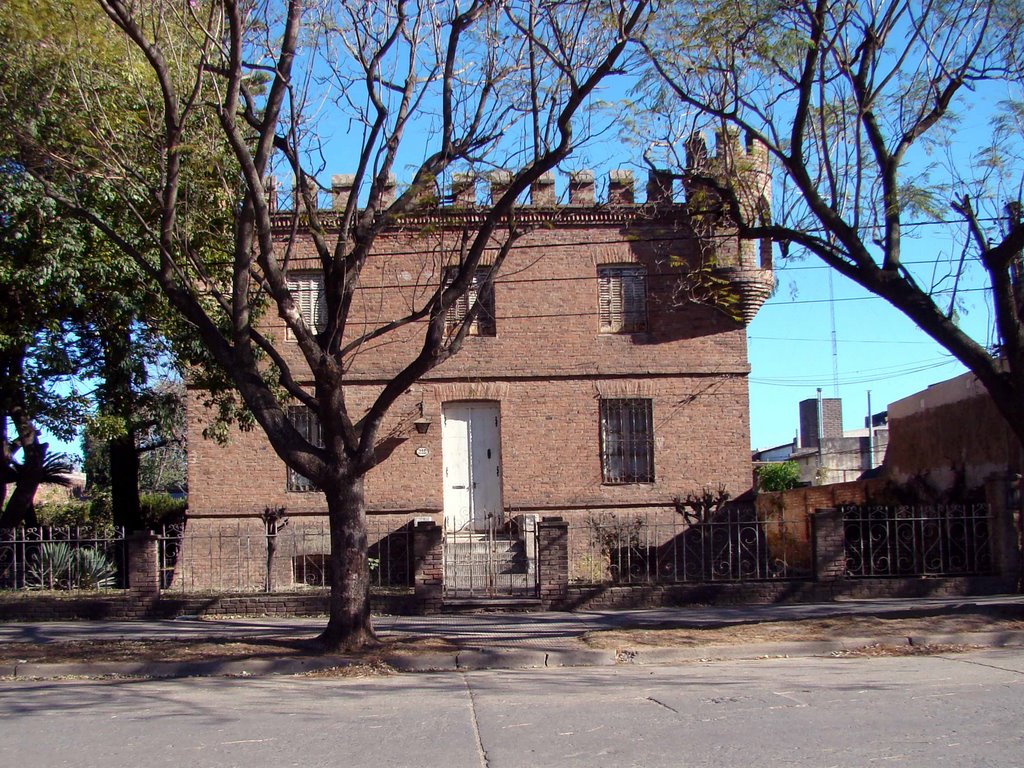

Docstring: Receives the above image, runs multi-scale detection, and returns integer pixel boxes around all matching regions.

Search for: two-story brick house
[181,132,774,593]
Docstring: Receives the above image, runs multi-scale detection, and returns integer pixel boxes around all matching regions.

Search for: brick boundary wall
[811,508,847,584]
[0,590,415,621]
[556,576,1014,611]
[1,495,1019,620]
[124,532,161,618]
[537,517,569,609]
[412,520,444,613]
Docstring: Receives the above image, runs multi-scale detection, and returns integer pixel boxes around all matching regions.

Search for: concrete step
[442,597,542,612]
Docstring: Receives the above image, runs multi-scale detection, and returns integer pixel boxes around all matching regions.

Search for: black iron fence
[842,504,993,577]
[0,527,128,591]
[158,518,413,593]
[568,507,811,585]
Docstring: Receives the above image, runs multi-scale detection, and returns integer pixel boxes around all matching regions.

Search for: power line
[748,335,935,345]
[753,333,937,346]
[759,285,990,307]
[750,358,958,388]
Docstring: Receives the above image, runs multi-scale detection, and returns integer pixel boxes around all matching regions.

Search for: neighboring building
[885,370,1023,495]
[753,397,888,486]
[184,134,774,590]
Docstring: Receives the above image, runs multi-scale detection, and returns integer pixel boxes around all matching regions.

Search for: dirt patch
[3,611,1023,668]
[0,635,458,665]
[581,611,1024,651]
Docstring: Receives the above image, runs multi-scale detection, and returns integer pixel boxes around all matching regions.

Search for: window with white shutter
[600,398,655,484]
[286,272,326,338]
[443,266,496,336]
[286,406,322,492]
[598,266,647,333]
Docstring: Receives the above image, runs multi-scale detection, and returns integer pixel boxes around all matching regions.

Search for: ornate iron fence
[568,507,811,585]
[842,504,993,577]
[159,517,413,593]
[0,527,127,591]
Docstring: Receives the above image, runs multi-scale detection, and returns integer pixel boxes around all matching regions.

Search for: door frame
[440,400,504,532]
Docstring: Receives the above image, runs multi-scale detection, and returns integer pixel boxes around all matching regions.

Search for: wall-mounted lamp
[413,400,432,434]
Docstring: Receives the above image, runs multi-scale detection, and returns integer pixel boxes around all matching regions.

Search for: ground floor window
[286,406,322,492]
[600,398,654,484]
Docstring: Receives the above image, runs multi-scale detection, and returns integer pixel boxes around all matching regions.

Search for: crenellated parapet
[684,129,775,322]
[266,167,747,214]
[266,149,774,323]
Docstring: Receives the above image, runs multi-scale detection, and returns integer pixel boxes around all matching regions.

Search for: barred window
[600,398,654,484]
[444,266,496,336]
[598,266,647,333]
[287,406,322,492]
[286,272,326,337]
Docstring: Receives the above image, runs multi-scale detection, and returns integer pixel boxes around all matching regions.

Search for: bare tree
[637,0,1024,451]
[8,0,650,649]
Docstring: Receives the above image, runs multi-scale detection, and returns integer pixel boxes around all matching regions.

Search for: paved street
[3,648,1022,767]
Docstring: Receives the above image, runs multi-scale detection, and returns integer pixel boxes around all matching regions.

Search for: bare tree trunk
[320,472,377,651]
[109,431,142,531]
[103,324,143,532]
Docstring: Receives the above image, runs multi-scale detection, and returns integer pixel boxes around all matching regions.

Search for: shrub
[757,461,801,492]
[35,500,114,535]
[140,493,187,529]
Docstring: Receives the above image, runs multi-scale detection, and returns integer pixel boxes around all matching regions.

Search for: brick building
[885,370,1024,495]
[183,133,774,592]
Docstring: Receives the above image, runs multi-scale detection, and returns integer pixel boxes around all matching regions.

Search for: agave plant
[28,542,116,590]
[73,547,116,589]
[27,542,75,590]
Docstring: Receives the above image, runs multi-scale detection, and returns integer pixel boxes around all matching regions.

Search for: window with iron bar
[286,272,326,338]
[598,265,647,333]
[600,398,655,484]
[444,266,496,336]
[286,405,322,492]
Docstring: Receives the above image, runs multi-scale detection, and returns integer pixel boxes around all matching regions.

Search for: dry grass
[3,610,1023,667]
[581,611,1024,650]
[0,635,458,665]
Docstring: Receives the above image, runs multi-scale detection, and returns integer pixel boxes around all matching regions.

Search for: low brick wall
[559,575,1016,612]
[0,590,415,622]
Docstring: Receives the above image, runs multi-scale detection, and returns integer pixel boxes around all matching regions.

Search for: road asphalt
[2,594,1024,679]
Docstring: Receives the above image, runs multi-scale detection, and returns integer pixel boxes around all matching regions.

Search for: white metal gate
[442,513,538,598]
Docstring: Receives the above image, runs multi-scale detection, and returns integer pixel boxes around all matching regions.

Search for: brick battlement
[265,130,770,227]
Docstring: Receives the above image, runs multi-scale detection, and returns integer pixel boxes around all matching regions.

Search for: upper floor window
[444,266,496,337]
[598,265,647,333]
[286,405,322,492]
[286,272,326,337]
[600,398,654,484]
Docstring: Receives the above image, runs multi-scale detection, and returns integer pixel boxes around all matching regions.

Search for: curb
[9,655,357,680]
[5,630,1024,681]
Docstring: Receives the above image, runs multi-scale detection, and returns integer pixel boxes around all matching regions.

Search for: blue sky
[746,247,978,450]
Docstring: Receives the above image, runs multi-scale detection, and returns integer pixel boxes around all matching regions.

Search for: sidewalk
[3,594,1023,679]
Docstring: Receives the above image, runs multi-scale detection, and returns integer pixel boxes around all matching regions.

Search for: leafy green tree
[756,461,801,493]
[83,378,187,498]
[0,169,90,527]
[0,0,213,531]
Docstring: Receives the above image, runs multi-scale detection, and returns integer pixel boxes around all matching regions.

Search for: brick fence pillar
[413,520,444,614]
[811,508,846,582]
[127,531,160,615]
[984,472,1022,588]
[537,517,569,609]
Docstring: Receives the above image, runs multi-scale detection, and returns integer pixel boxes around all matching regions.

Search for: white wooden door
[442,402,502,531]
